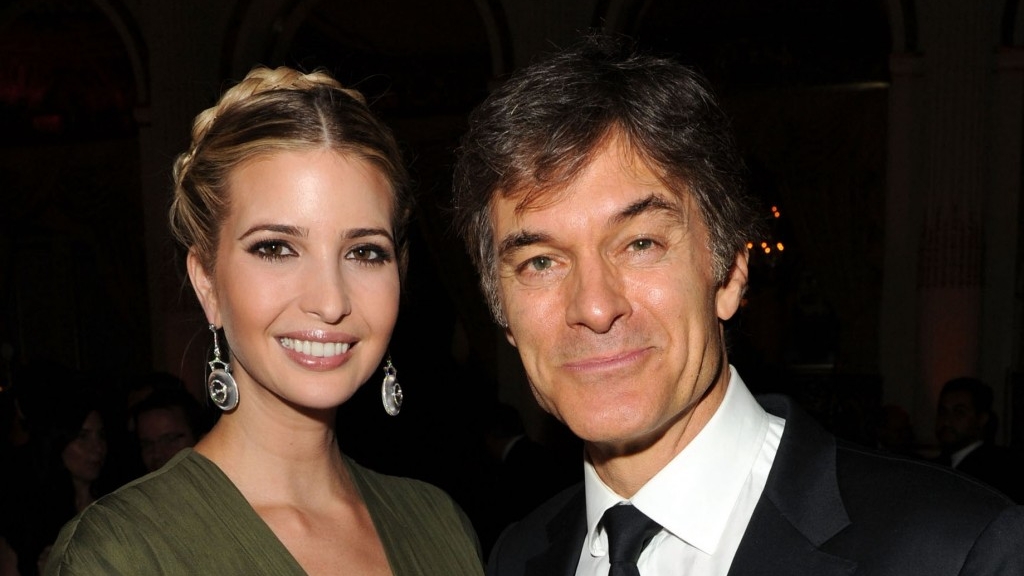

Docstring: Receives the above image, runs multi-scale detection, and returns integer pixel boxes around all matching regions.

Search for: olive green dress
[44,449,482,575]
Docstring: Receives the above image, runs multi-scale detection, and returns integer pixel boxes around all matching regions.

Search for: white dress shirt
[575,367,785,576]
[950,440,984,469]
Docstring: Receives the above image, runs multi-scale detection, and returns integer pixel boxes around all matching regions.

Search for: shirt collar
[951,440,984,468]
[583,366,769,555]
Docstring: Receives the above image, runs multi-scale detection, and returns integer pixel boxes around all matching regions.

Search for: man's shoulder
[760,393,1013,508]
[825,445,1024,573]
[498,482,584,539]
[960,442,1024,469]
[487,483,585,575]
[768,391,1016,519]
[742,394,1024,573]
[834,440,1013,515]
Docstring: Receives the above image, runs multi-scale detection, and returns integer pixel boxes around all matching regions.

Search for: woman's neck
[194,400,353,507]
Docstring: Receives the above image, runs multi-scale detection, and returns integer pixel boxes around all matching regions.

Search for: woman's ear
[187,249,220,326]
[716,250,749,321]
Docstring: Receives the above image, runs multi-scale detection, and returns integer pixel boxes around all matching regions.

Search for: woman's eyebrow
[345,227,396,244]
[238,223,307,241]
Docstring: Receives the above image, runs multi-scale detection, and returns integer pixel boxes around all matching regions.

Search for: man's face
[490,136,747,457]
[137,407,196,471]
[936,389,987,452]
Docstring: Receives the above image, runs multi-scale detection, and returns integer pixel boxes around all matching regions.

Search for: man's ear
[500,307,518,348]
[187,249,220,326]
[716,250,749,321]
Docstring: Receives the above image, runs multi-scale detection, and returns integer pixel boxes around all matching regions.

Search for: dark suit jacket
[487,395,1024,576]
[955,443,1024,503]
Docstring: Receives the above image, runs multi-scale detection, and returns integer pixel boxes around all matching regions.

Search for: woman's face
[189,149,400,412]
[62,410,107,484]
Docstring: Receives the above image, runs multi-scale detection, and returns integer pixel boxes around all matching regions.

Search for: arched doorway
[0,0,148,381]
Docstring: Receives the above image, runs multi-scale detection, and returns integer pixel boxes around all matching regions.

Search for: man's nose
[564,256,630,333]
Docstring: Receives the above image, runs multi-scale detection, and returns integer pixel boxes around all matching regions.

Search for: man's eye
[526,256,553,271]
[508,253,567,284]
[629,238,656,251]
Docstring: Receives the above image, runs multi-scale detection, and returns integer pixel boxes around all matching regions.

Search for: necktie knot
[602,504,662,575]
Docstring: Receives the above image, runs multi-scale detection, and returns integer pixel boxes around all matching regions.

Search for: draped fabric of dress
[44,449,482,575]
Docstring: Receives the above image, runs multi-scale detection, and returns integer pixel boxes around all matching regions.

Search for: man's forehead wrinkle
[612,193,685,225]
[501,127,627,214]
[510,183,574,216]
[505,177,678,222]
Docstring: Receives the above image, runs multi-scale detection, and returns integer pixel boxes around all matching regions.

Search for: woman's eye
[249,240,295,261]
[347,244,392,264]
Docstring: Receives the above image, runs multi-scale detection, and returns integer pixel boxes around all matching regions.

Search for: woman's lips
[278,334,357,370]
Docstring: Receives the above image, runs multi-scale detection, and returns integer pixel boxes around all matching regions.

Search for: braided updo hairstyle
[169,66,411,277]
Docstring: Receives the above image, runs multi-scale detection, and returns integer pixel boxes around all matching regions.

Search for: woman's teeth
[279,338,350,357]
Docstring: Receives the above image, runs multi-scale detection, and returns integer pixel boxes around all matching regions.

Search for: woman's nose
[300,259,352,323]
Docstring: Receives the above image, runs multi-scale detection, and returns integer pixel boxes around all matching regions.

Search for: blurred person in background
[132,388,206,473]
[936,377,1024,502]
[1,369,110,576]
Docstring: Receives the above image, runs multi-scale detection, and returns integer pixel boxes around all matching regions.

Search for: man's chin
[578,421,667,459]
[936,430,956,446]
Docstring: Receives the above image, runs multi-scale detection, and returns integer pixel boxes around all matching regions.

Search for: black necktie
[602,504,662,576]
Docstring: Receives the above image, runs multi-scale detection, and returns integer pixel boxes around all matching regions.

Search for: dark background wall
[1,0,1022,476]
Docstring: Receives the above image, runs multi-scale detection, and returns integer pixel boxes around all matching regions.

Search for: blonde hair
[169,66,411,275]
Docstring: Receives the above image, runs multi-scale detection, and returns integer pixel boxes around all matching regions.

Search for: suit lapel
[729,496,856,575]
[524,488,588,576]
[728,395,858,576]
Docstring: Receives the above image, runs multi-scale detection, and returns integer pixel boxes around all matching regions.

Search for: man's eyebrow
[611,193,682,225]
[496,194,682,259]
[498,230,551,259]
[238,224,307,241]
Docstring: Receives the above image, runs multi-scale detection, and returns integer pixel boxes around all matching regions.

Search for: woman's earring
[381,357,402,416]
[207,324,239,411]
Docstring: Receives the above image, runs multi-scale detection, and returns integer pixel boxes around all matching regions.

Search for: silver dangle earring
[381,356,402,416]
[207,324,239,411]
